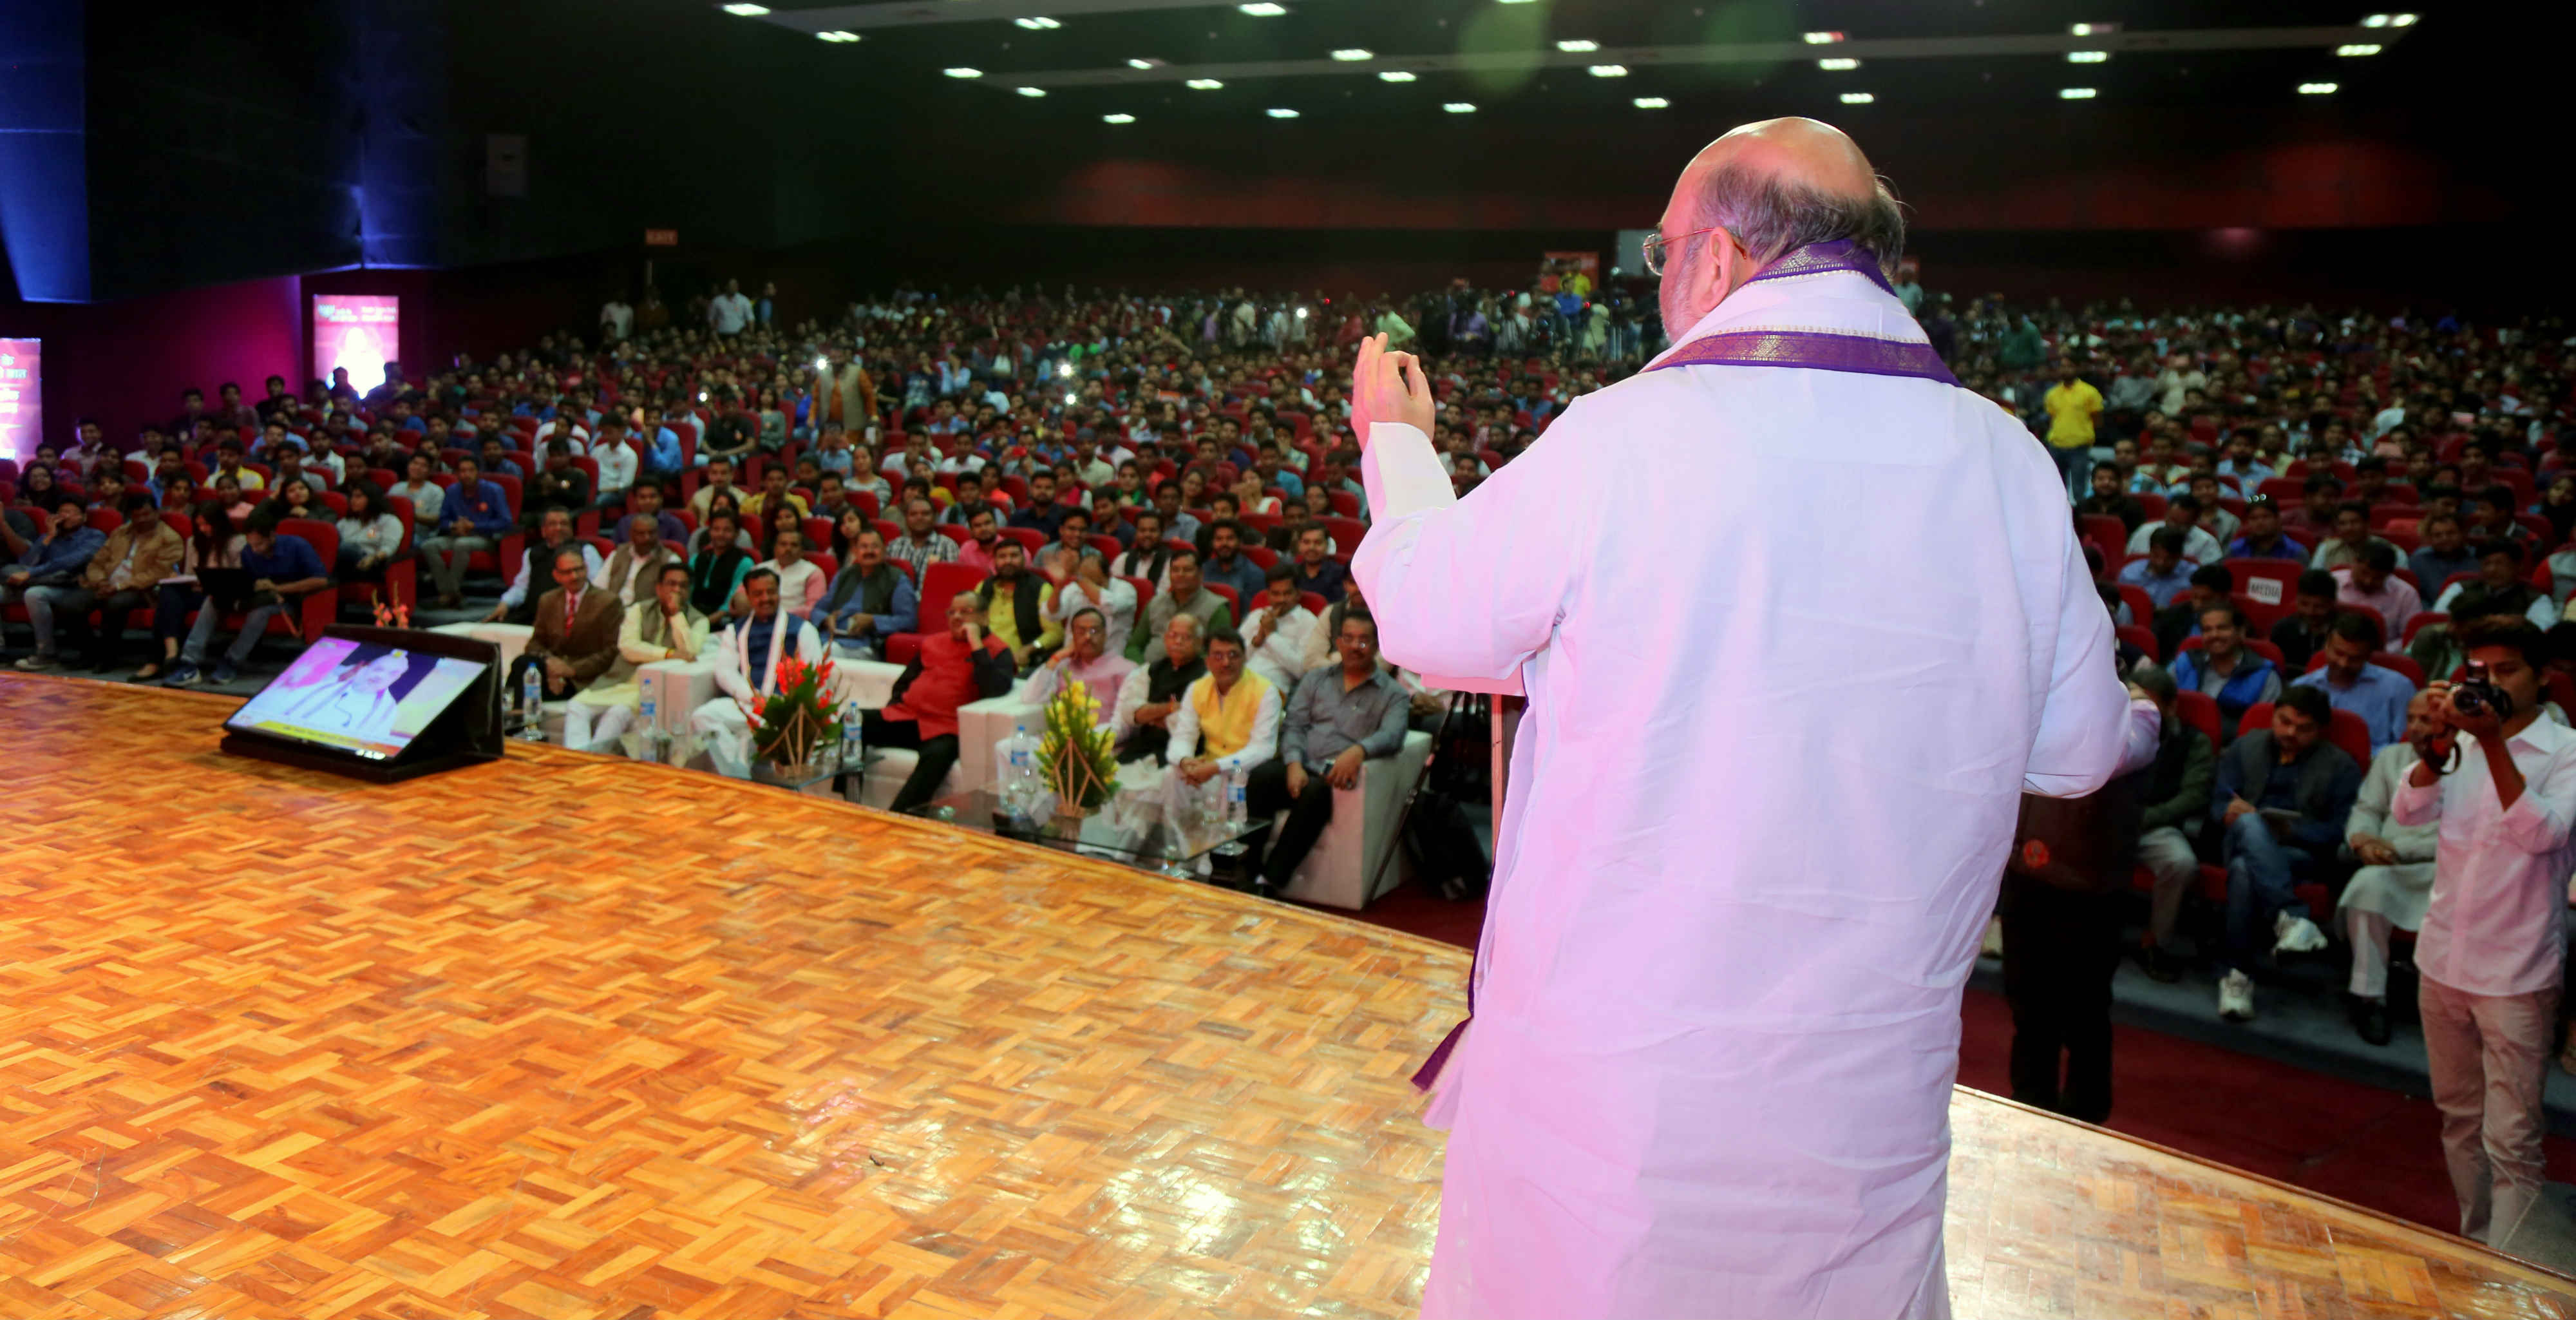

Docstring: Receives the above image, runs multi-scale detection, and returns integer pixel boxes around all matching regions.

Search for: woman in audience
[15,462,59,512]
[755,386,790,452]
[687,508,755,623]
[334,480,404,583]
[139,502,245,682]
[1232,471,1280,519]
[763,502,802,559]
[828,508,872,564]
[265,475,322,523]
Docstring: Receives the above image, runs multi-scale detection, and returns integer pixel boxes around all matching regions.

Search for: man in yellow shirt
[2043,360,2105,501]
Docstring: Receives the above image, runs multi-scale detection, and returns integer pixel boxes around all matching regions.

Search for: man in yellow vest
[1168,628,1282,789]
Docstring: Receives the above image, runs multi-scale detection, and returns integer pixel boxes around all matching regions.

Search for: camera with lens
[2450,659,2517,722]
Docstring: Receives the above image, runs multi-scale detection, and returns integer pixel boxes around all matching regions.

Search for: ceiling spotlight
[719,2,768,13]
[1379,70,1417,82]
[814,30,859,42]
[2298,81,2339,93]
[1633,97,1669,109]
[1444,101,1477,112]
[1839,91,1873,104]
[2360,13,2418,26]
[2059,86,2098,99]
[1331,48,1373,61]
[1186,77,1224,90]
[1238,1,1286,14]
[1016,86,1046,97]
[1817,57,1859,71]
[1266,107,1300,118]
[944,67,983,79]
[1012,15,1060,29]
[1556,39,1599,52]
[1103,113,1136,123]
[1802,31,1844,44]
[2067,50,2107,62]
[1588,64,1628,77]
[2336,43,2382,55]
[1128,58,1161,70]
[2069,21,2120,35]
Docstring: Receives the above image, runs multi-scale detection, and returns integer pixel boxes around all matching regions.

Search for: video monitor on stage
[221,626,504,781]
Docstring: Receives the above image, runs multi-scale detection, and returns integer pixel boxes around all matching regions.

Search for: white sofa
[1277,729,1432,910]
[833,656,969,809]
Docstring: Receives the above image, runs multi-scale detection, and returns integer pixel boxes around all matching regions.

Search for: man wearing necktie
[509,547,626,731]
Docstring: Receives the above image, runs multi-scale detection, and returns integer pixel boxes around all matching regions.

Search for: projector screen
[0,339,38,463]
[225,635,486,760]
[312,295,401,393]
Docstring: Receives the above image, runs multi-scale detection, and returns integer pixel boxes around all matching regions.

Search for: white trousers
[2347,909,2395,999]
[561,700,638,754]
[690,698,753,778]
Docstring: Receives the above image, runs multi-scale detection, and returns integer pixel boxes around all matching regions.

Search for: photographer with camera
[2391,615,2576,1249]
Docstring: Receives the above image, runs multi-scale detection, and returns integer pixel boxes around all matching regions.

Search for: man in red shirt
[864,591,1016,810]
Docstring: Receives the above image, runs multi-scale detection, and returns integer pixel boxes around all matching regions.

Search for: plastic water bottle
[1225,765,1248,830]
[841,700,864,769]
[996,723,1041,817]
[519,665,545,741]
[639,687,658,732]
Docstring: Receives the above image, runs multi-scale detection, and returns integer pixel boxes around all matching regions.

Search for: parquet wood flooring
[1,674,2569,1319]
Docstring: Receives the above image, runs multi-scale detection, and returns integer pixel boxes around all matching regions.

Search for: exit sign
[644,229,678,247]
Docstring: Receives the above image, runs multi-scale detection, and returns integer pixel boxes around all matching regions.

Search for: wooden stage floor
[2,674,2571,1319]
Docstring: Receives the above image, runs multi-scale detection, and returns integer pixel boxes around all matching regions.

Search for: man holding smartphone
[2394,615,2576,1250]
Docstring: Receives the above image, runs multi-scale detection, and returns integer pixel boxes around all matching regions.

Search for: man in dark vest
[815,526,917,659]
[976,538,1059,673]
[1118,612,1207,765]
[2208,683,2363,1023]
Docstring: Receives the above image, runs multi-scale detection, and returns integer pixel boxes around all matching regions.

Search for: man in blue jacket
[2170,603,2281,744]
[2206,684,2362,1023]
[419,455,513,607]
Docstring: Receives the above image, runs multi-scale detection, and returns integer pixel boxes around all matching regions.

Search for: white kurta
[1357,263,2135,1319]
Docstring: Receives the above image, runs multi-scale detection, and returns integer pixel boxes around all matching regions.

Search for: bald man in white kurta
[1352,119,2145,1319]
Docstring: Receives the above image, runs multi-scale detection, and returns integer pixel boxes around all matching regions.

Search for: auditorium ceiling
[707,0,2459,122]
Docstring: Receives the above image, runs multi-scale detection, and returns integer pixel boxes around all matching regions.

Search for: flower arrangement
[1036,679,1119,816]
[743,653,843,769]
[369,601,413,629]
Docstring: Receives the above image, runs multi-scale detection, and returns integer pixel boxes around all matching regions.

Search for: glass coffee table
[904,789,1265,877]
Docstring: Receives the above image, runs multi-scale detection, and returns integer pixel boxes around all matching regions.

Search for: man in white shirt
[2125,493,2223,566]
[708,280,754,336]
[2336,690,2443,1046]
[2392,616,2576,1249]
[589,418,639,505]
[1242,562,1318,693]
[600,298,634,341]
[1046,551,1139,651]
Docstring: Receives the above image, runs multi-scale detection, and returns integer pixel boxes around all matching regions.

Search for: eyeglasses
[1642,226,1727,277]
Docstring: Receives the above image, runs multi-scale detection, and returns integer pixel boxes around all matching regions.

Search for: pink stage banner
[312,296,401,391]
[0,340,39,463]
